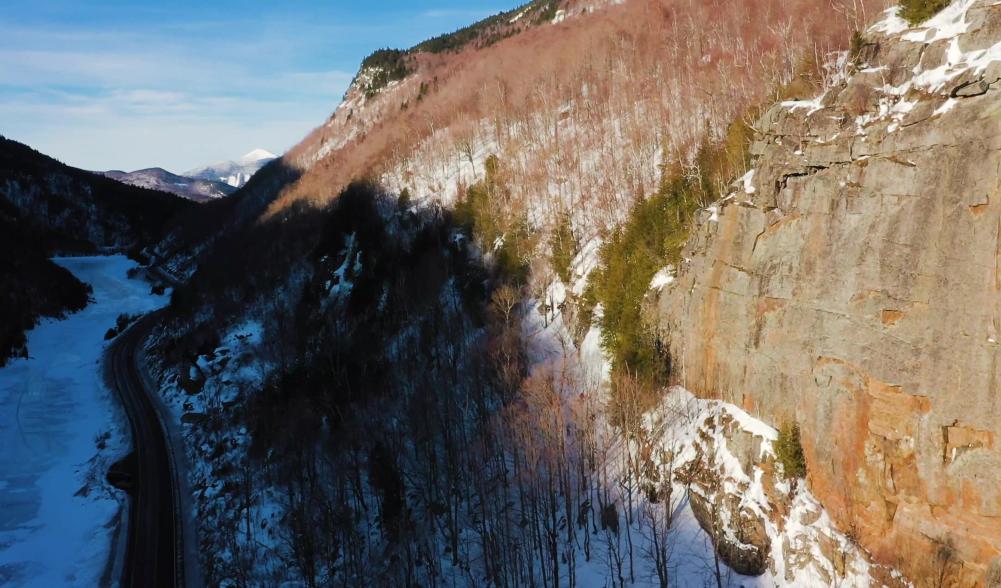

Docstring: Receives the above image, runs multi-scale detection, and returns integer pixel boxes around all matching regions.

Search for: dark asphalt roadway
[107,310,184,588]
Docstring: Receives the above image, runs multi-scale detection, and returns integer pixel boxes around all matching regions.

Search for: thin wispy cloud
[0,1,518,172]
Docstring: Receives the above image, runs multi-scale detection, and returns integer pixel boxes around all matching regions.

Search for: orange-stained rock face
[654,2,1001,584]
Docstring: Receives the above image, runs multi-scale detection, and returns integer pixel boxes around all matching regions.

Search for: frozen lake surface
[0,256,167,587]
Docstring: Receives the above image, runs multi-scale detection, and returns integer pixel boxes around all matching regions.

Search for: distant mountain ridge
[184,149,277,189]
[103,167,236,202]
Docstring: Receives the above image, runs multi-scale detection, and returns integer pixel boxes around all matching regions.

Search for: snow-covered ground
[0,256,168,587]
[520,237,882,586]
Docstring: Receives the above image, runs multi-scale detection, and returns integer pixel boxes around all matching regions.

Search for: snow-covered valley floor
[0,256,167,587]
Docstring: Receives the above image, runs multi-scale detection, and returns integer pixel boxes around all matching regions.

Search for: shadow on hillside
[153,157,304,264]
[161,179,494,371]
[152,180,522,586]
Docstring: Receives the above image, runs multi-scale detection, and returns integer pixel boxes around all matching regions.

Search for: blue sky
[0,1,519,172]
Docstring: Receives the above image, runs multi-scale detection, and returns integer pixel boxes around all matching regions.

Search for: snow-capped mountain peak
[238,148,277,164]
[184,149,278,189]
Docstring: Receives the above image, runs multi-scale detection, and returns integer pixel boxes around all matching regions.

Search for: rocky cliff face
[655,1,1001,584]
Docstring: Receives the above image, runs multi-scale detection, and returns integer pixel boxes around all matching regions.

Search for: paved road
[107,310,184,587]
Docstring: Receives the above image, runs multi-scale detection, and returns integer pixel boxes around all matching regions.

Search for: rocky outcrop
[688,486,771,575]
[645,387,897,585]
[655,1,1001,584]
[681,411,776,578]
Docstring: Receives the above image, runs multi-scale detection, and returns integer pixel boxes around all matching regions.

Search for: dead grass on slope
[270,0,884,228]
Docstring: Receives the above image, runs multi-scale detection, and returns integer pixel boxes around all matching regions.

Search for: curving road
[107,310,184,587]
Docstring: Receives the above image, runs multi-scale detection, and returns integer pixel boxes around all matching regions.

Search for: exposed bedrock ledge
[653,3,1001,584]
[688,489,771,576]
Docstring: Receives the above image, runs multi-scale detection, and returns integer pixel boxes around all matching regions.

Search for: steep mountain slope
[279,0,856,220]
[655,1,1001,584]
[0,135,190,364]
[103,167,236,202]
[147,156,300,282]
[184,149,277,189]
[156,0,861,283]
[139,1,904,586]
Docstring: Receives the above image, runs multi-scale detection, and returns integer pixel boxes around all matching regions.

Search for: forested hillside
[0,136,190,363]
[9,0,1001,583]
[138,0,924,585]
